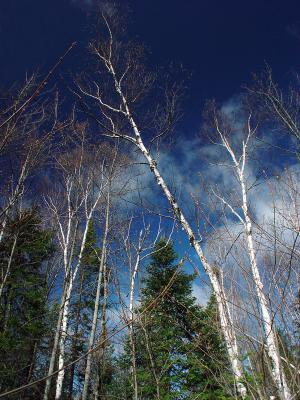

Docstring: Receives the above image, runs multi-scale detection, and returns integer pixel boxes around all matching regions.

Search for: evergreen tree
[115,240,233,400]
[0,208,53,395]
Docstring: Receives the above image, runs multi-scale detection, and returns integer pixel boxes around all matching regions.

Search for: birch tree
[247,67,300,147]
[0,76,57,245]
[43,129,109,400]
[119,217,169,400]
[82,146,120,400]
[207,103,292,399]
[76,10,247,398]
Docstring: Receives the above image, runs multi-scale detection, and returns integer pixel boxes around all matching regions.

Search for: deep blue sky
[1,0,299,132]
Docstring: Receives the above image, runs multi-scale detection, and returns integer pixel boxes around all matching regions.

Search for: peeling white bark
[217,125,292,400]
[128,120,247,398]
[101,63,247,397]
[55,278,73,400]
[44,186,104,399]
[55,213,95,400]
[43,285,66,400]
[240,174,291,400]
[54,220,79,400]
[79,36,247,396]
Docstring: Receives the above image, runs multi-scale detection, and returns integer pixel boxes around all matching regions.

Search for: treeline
[0,5,299,400]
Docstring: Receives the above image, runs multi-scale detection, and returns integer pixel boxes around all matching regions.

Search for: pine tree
[0,208,54,395]
[115,240,234,400]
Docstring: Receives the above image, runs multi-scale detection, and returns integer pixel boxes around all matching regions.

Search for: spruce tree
[0,208,53,395]
[115,240,234,399]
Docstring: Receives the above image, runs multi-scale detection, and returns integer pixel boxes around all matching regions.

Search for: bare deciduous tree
[207,102,292,399]
[77,11,247,398]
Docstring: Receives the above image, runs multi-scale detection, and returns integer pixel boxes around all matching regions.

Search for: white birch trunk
[55,278,73,399]
[44,147,106,400]
[0,216,8,244]
[125,117,247,398]
[55,216,93,400]
[43,217,77,400]
[93,261,109,400]
[80,50,247,397]
[129,249,140,400]
[82,194,110,400]
[43,291,66,400]
[239,172,291,400]
[216,126,292,400]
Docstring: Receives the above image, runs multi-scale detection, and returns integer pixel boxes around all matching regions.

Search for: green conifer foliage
[0,208,54,394]
[115,240,234,399]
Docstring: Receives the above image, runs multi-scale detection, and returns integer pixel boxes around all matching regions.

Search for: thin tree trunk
[140,318,161,400]
[82,193,110,400]
[44,222,78,400]
[68,269,85,399]
[94,261,109,400]
[43,283,68,400]
[109,71,247,397]
[55,216,93,400]
[215,127,292,400]
[80,47,247,397]
[129,125,247,398]
[26,341,38,383]
[129,252,140,400]
[3,286,12,332]
[0,235,17,299]
[240,174,291,400]
[0,216,8,244]
[55,277,74,399]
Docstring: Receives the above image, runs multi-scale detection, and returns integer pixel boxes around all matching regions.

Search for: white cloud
[192,282,210,306]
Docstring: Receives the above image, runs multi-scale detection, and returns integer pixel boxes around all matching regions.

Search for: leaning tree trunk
[80,45,247,397]
[123,117,247,398]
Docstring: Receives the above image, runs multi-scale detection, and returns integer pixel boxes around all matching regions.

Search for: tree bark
[0,235,17,299]
[82,192,110,400]
[128,121,247,398]
[68,269,85,399]
[215,124,292,399]
[240,172,291,400]
[43,220,78,400]
[81,37,247,397]
[55,216,93,400]
[129,251,140,400]
[94,261,109,400]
